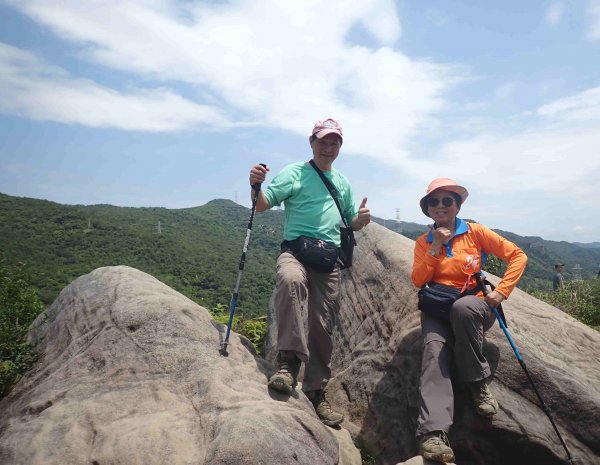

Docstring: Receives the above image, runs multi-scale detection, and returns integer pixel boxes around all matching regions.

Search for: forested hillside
[2,192,599,314]
[0,193,283,317]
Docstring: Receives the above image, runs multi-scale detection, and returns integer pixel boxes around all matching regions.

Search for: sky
[1,0,599,243]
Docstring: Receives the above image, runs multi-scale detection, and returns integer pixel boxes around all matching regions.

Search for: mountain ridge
[0,193,283,314]
[1,192,599,308]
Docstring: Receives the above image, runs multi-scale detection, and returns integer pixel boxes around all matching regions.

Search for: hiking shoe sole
[418,430,455,463]
[319,416,343,427]
[268,374,295,394]
[475,401,499,418]
[422,450,455,463]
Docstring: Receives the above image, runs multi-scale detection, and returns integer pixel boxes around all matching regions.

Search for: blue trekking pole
[219,163,266,356]
[475,273,576,464]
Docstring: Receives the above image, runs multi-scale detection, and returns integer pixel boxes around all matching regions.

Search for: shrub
[0,260,44,398]
[210,302,268,356]
[529,279,600,330]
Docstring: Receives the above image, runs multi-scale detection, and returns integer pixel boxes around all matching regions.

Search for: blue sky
[1,1,599,243]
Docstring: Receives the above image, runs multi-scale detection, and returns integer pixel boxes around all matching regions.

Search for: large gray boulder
[0,266,360,465]
[327,223,600,465]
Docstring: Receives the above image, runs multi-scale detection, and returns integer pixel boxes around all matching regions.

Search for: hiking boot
[268,351,300,394]
[468,379,499,417]
[304,390,344,427]
[417,430,455,463]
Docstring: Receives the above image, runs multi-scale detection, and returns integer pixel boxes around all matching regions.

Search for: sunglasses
[426,196,455,208]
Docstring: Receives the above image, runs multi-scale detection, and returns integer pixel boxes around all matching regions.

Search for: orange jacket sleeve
[412,233,439,288]
[471,223,527,299]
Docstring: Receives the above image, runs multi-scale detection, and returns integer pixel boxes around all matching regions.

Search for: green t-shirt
[263,162,357,247]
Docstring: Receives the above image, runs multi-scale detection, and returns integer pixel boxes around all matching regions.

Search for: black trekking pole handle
[250,163,267,197]
[246,163,267,237]
[219,163,267,356]
[475,274,576,464]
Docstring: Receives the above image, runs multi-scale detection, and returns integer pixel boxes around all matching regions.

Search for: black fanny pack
[417,282,463,320]
[283,236,339,273]
[417,273,507,326]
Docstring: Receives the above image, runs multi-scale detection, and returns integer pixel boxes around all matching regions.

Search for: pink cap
[419,177,469,217]
[312,118,343,142]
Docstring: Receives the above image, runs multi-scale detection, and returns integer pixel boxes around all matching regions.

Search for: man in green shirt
[249,117,370,426]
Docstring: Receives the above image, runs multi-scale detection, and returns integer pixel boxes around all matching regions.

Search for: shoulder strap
[309,160,350,228]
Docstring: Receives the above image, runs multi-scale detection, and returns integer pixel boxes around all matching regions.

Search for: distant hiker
[412,178,527,463]
[249,117,371,426]
[553,263,565,291]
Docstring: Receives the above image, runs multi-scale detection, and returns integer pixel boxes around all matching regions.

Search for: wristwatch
[427,249,439,257]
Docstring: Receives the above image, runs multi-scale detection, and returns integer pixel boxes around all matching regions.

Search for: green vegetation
[4,191,597,316]
[210,303,268,356]
[0,192,283,397]
[0,259,44,398]
[0,193,283,317]
[482,254,507,277]
[493,229,600,290]
[529,279,600,330]
[1,192,599,398]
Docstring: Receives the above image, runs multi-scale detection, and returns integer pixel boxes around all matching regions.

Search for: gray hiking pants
[274,251,341,392]
[416,295,496,437]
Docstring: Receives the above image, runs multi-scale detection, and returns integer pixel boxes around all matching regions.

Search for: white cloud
[359,1,402,43]
[537,86,600,121]
[354,84,599,240]
[545,2,565,27]
[588,0,600,39]
[0,43,228,131]
[4,0,599,241]
[3,0,458,161]
[436,128,599,198]
[418,86,600,240]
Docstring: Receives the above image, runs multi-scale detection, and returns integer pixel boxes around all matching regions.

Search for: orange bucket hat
[420,177,469,217]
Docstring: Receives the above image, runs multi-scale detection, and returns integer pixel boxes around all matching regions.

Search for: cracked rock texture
[0,266,359,465]
[326,223,600,465]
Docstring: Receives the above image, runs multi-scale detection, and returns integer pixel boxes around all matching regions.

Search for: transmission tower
[572,264,582,281]
[395,208,402,233]
[157,221,162,234]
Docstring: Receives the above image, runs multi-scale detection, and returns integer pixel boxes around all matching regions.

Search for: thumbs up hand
[352,197,371,231]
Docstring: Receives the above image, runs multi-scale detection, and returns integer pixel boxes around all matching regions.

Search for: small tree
[483,254,506,277]
[529,279,600,330]
[0,260,44,398]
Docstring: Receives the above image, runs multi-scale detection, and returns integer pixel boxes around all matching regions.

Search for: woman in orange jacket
[412,177,527,463]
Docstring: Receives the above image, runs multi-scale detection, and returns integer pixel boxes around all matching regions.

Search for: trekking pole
[219,163,266,356]
[475,273,576,464]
